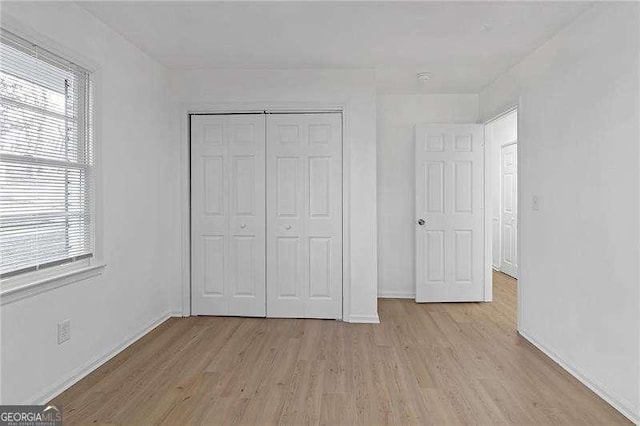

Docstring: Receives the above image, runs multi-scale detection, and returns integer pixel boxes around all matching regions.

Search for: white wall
[168,69,378,323]
[377,94,478,298]
[486,110,517,270]
[480,3,640,422]
[0,3,179,404]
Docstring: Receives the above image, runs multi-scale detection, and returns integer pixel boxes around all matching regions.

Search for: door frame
[178,102,351,321]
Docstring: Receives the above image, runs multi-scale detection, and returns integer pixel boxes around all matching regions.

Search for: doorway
[486,108,518,280]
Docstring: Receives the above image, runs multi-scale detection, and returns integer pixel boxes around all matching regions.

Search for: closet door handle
[240,224,247,229]
[285,225,292,230]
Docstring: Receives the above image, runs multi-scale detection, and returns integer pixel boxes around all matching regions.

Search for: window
[0,29,95,281]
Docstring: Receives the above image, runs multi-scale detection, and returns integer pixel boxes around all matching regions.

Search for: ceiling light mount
[417,72,433,82]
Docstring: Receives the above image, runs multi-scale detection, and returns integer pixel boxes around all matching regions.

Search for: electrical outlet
[58,319,70,345]
[532,195,540,211]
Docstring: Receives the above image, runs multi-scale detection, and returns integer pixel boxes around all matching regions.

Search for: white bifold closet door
[191,114,266,316]
[266,113,343,319]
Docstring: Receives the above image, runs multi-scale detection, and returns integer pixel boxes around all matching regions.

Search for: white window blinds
[0,29,94,278]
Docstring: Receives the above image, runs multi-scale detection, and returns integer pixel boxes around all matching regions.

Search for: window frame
[0,23,104,304]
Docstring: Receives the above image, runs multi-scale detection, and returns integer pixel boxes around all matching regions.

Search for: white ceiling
[78,1,592,93]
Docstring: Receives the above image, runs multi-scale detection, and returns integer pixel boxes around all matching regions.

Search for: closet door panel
[191,114,266,317]
[227,115,266,315]
[304,113,342,319]
[267,117,305,317]
[266,113,342,319]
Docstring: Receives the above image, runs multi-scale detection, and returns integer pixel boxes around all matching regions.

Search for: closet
[190,112,342,319]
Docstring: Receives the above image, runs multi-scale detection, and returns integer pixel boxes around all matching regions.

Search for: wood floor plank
[50,273,632,425]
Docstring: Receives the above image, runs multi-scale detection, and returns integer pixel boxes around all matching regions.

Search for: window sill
[1,263,106,306]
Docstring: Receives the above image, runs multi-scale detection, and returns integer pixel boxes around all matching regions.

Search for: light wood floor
[52,272,630,425]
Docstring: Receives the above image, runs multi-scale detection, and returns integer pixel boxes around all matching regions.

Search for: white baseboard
[347,314,380,324]
[377,291,415,299]
[519,328,639,424]
[31,310,175,405]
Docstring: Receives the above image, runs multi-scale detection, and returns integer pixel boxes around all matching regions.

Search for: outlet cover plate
[58,319,70,345]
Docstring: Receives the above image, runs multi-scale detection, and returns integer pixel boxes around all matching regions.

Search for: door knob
[418,219,426,226]
[285,225,292,230]
[240,224,247,229]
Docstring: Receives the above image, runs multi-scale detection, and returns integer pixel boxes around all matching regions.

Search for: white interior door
[191,114,266,316]
[266,113,342,319]
[415,124,485,302]
[500,142,518,278]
